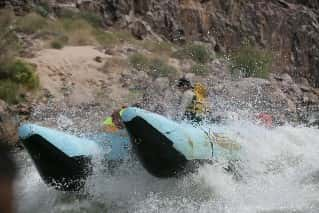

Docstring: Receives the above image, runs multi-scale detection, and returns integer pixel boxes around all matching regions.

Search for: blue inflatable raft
[19,107,240,190]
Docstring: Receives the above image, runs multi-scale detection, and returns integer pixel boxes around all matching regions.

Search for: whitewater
[14,115,319,213]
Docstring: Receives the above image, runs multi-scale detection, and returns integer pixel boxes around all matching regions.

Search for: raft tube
[18,124,130,190]
[122,107,239,177]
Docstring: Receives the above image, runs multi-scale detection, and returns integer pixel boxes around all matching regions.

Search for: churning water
[14,114,319,213]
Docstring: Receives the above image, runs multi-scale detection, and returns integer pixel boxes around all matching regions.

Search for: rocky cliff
[2,0,319,87]
[91,0,319,88]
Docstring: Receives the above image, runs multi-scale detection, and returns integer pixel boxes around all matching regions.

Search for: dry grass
[140,40,174,54]
[172,43,212,64]
[100,57,129,73]
[129,53,178,78]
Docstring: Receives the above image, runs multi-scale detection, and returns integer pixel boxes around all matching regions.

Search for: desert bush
[50,40,63,49]
[230,45,272,78]
[56,8,103,27]
[51,34,68,49]
[148,58,177,78]
[7,60,39,89]
[34,1,50,17]
[80,11,103,28]
[55,8,78,19]
[173,44,211,63]
[129,53,149,71]
[0,80,21,104]
[191,64,209,76]
[16,13,48,34]
[101,57,128,73]
[141,40,173,54]
[0,60,39,103]
[93,30,118,46]
[129,53,177,78]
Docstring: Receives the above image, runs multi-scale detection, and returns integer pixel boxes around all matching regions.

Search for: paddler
[176,77,209,123]
[103,106,127,133]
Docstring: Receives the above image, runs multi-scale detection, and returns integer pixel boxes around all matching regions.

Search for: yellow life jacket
[187,83,208,115]
[103,108,126,132]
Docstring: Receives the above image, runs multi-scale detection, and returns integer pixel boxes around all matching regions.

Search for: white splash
[15,117,319,213]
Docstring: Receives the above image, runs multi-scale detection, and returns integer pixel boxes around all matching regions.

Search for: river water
[14,116,319,213]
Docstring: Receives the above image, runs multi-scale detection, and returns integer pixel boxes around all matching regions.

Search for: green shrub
[56,8,79,19]
[93,29,118,46]
[50,40,63,49]
[141,40,173,54]
[16,13,48,34]
[80,11,103,28]
[129,53,149,71]
[8,60,39,89]
[56,8,102,26]
[129,53,177,78]
[173,44,211,63]
[0,80,21,104]
[191,64,209,76]
[230,45,272,78]
[0,60,39,103]
[148,58,177,78]
[0,60,39,89]
[50,35,68,49]
[60,18,92,32]
[34,2,50,17]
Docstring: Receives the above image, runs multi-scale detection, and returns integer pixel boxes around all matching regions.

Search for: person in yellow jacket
[176,78,209,122]
[185,82,208,121]
[103,106,127,133]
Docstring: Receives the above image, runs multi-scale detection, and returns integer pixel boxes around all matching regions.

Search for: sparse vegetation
[56,8,103,28]
[148,58,177,78]
[0,80,21,104]
[1,60,39,89]
[1,6,139,50]
[190,64,209,76]
[50,40,63,49]
[129,53,177,78]
[50,35,68,49]
[129,53,150,71]
[16,13,48,34]
[34,1,50,17]
[95,29,136,47]
[173,43,212,63]
[93,30,119,46]
[0,60,39,103]
[80,11,104,28]
[0,10,41,104]
[141,40,173,54]
[230,44,272,79]
[101,57,128,73]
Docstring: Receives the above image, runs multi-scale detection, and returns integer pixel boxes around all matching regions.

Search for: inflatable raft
[19,107,240,190]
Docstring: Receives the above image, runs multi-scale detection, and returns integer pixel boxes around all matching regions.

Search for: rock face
[0,0,30,15]
[2,0,319,87]
[91,0,319,88]
[286,0,319,9]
